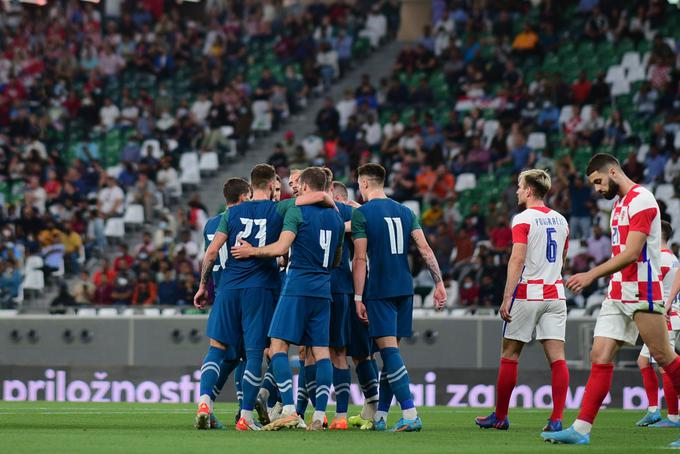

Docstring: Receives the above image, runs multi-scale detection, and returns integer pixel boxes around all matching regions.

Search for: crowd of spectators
[267,0,680,312]
[0,0,398,309]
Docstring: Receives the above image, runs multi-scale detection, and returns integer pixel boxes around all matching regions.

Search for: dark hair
[322,167,333,191]
[250,163,277,190]
[299,167,327,191]
[332,181,348,200]
[662,220,673,243]
[357,163,386,185]
[223,177,251,204]
[586,153,620,176]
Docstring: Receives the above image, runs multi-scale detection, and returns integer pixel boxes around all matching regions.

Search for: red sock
[663,373,679,415]
[495,358,518,420]
[663,357,680,409]
[640,366,659,407]
[550,359,569,421]
[576,363,614,424]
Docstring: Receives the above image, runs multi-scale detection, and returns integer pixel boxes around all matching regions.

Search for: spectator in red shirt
[92,258,117,286]
[93,273,113,305]
[490,216,513,252]
[571,71,592,105]
[113,244,134,272]
[459,275,480,308]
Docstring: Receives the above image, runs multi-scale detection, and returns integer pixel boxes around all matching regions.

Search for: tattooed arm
[194,231,228,309]
[411,229,447,309]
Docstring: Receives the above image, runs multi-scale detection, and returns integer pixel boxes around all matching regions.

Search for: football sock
[200,346,228,401]
[640,365,659,411]
[305,364,318,409]
[315,358,332,413]
[356,359,379,405]
[260,362,277,405]
[213,358,239,401]
[380,347,415,415]
[663,373,679,416]
[575,363,614,432]
[662,357,680,415]
[271,352,295,406]
[296,359,309,416]
[377,364,394,417]
[234,360,246,410]
[241,349,264,412]
[494,358,518,420]
[333,366,351,418]
[550,359,569,421]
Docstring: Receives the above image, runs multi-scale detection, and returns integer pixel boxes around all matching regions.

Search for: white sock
[375,410,388,422]
[198,394,211,409]
[282,404,296,417]
[258,388,270,402]
[335,412,347,420]
[313,411,326,423]
[361,402,377,419]
[669,414,679,422]
[403,407,417,420]
[648,406,658,413]
[572,419,592,435]
[240,409,254,422]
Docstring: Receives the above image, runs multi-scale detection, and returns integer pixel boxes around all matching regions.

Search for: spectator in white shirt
[156,156,181,204]
[360,5,387,49]
[99,97,120,130]
[383,112,404,140]
[666,150,680,183]
[316,42,339,91]
[362,113,382,149]
[336,89,357,129]
[97,176,125,217]
[119,96,140,128]
[190,92,212,126]
[25,176,47,214]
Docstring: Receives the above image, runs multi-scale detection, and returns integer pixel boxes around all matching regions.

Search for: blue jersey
[351,198,421,299]
[331,202,354,294]
[203,213,227,288]
[216,200,286,290]
[281,204,345,298]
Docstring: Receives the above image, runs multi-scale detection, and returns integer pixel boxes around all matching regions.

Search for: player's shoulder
[662,249,679,263]
[627,185,658,209]
[205,212,223,230]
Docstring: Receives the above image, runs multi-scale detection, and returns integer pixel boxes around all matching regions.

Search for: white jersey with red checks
[661,249,680,330]
[608,184,662,305]
[511,206,569,301]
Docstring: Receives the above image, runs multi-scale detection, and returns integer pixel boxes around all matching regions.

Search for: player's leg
[234,359,245,419]
[256,349,276,424]
[295,346,310,419]
[537,300,569,432]
[653,331,680,427]
[303,348,318,410]
[305,298,333,431]
[211,355,240,429]
[636,346,661,426]
[196,339,233,430]
[475,338,523,430]
[347,299,379,427]
[329,293,351,430]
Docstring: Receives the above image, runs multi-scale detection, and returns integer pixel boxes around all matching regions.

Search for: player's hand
[230,239,254,259]
[356,300,368,324]
[566,272,594,294]
[347,200,361,208]
[433,282,447,310]
[193,286,208,309]
[499,299,512,323]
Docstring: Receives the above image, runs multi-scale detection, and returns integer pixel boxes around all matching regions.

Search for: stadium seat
[161,308,179,317]
[580,104,593,122]
[179,152,199,169]
[527,132,547,150]
[77,308,97,317]
[412,308,428,318]
[104,217,126,239]
[558,105,573,125]
[454,173,477,192]
[123,204,145,226]
[106,165,123,179]
[450,308,469,317]
[482,120,499,148]
[674,131,680,150]
[22,256,44,293]
[620,51,640,70]
[475,308,495,317]
[637,144,650,162]
[251,100,272,133]
[402,200,420,218]
[121,308,136,316]
[141,139,163,160]
[179,162,201,187]
[626,65,646,83]
[98,308,119,317]
[199,151,219,175]
[655,184,675,204]
[143,308,161,316]
[610,80,631,97]
[605,65,626,84]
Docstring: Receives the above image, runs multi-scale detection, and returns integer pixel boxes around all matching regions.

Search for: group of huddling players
[192,162,446,432]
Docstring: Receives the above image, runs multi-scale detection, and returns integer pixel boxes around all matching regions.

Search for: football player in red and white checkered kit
[635,220,680,427]
[543,154,680,447]
[475,169,570,433]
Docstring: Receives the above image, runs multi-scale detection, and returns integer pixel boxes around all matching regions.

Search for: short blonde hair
[519,169,551,199]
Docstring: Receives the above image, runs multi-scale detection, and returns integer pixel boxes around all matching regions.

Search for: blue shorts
[366,296,414,339]
[330,293,351,348]
[206,287,276,351]
[348,299,374,358]
[268,295,331,347]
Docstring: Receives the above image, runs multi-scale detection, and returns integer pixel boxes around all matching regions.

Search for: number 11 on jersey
[385,217,404,254]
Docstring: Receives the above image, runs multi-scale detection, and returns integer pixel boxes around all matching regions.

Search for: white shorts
[503,299,567,343]
[640,331,679,362]
[593,298,666,346]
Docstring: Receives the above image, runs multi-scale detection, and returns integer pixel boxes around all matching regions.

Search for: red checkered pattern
[608,185,663,304]
[511,206,569,301]
[661,249,680,330]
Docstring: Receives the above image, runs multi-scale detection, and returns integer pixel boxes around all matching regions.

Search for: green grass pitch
[1,402,678,453]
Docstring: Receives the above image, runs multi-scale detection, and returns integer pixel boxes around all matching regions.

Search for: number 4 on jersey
[385,217,404,254]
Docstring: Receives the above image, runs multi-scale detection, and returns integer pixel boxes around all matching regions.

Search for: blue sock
[356,359,379,405]
[234,360,246,410]
[213,358,240,401]
[315,358,332,413]
[378,365,394,412]
[241,349,264,411]
[333,366,352,415]
[380,347,414,410]
[304,364,318,409]
[271,352,294,406]
[296,359,309,416]
[200,346,228,399]
[262,361,279,407]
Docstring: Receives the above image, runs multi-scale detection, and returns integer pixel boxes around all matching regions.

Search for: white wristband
[354,295,363,302]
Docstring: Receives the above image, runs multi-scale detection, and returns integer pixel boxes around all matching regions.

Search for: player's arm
[667,269,680,314]
[231,206,300,259]
[567,230,647,293]
[296,191,335,208]
[499,242,527,322]
[194,216,228,309]
[411,228,447,309]
[351,208,369,323]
